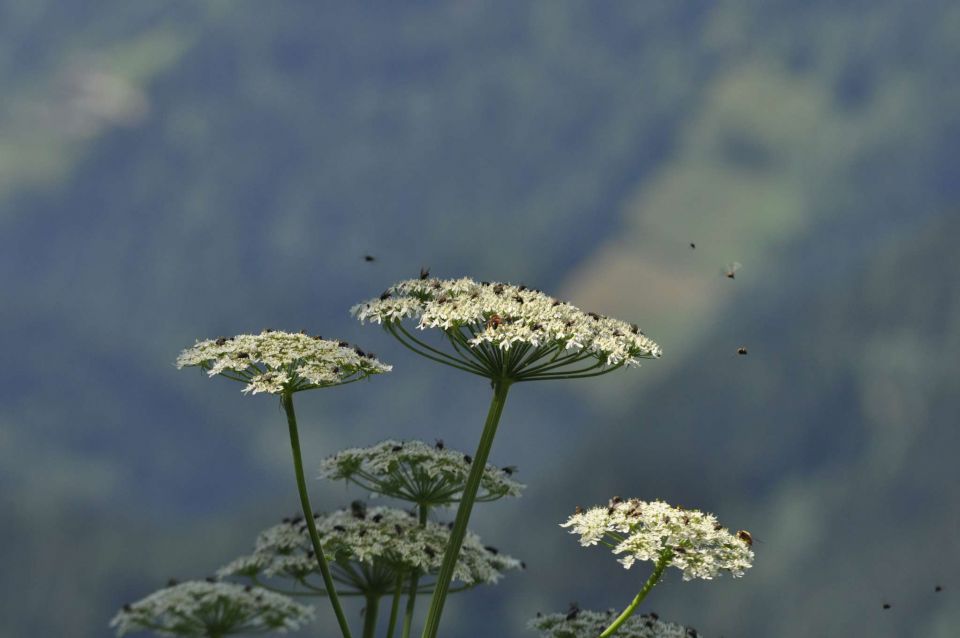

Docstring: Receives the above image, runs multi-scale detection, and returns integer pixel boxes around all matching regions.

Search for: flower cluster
[318,440,525,505]
[351,277,661,377]
[176,330,391,395]
[219,505,523,592]
[529,610,700,638]
[561,499,754,581]
[109,580,314,636]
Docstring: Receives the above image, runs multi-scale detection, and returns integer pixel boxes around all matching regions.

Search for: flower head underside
[352,277,660,382]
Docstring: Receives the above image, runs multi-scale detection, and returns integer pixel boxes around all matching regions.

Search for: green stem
[599,552,671,638]
[401,506,429,638]
[420,381,512,638]
[281,392,354,638]
[362,595,380,638]
[385,573,404,638]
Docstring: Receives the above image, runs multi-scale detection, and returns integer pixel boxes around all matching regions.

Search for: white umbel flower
[351,277,660,380]
[219,506,523,593]
[176,330,391,395]
[318,440,524,505]
[109,580,314,636]
[529,609,701,638]
[561,499,754,581]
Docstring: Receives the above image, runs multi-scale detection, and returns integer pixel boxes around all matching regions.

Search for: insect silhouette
[689,242,696,249]
[350,500,367,520]
[364,255,375,262]
[723,262,742,279]
[420,267,430,280]
[737,346,748,355]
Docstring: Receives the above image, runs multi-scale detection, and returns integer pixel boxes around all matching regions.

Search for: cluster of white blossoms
[561,499,754,581]
[318,440,525,505]
[351,277,661,368]
[219,505,523,589]
[529,610,701,638]
[176,330,391,395]
[109,580,314,636]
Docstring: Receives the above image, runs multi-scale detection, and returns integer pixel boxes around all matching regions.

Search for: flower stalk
[420,380,511,638]
[282,392,353,638]
[361,594,380,638]
[385,573,404,638]
[401,505,429,638]
[599,550,671,638]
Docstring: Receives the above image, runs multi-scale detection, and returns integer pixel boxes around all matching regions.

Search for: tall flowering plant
[352,276,661,638]
[555,498,753,637]
[175,330,391,638]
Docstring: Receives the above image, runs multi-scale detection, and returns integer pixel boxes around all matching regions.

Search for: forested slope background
[1,2,958,637]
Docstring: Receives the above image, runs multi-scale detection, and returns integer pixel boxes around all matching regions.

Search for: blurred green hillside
[1,1,958,637]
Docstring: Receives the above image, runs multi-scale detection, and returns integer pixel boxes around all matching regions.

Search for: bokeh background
[2,1,959,637]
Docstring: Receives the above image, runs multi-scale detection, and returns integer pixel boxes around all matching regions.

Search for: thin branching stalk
[385,573,405,638]
[420,380,511,638]
[281,392,354,638]
[599,551,672,638]
[361,594,380,638]
[401,505,429,638]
